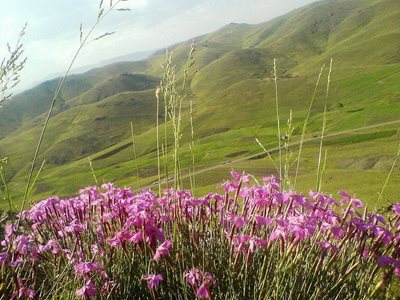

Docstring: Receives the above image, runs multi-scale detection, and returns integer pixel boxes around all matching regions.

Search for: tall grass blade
[0,164,15,213]
[273,59,282,183]
[130,121,141,190]
[377,139,400,206]
[27,159,46,205]
[88,157,99,186]
[21,0,126,218]
[316,59,333,192]
[294,64,325,189]
[255,138,279,173]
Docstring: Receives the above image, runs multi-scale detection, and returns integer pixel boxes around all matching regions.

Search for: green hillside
[0,0,399,208]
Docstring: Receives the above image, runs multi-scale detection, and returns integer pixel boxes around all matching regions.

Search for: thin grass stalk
[0,164,15,213]
[155,88,162,195]
[316,105,327,192]
[273,59,282,183]
[88,157,99,186]
[319,149,328,191]
[130,121,141,189]
[164,80,169,183]
[255,138,279,173]
[161,144,169,191]
[316,59,332,192]
[377,139,400,206]
[283,110,294,190]
[21,0,125,217]
[293,64,325,189]
[184,42,196,194]
[27,159,46,205]
[176,95,183,189]
[0,24,27,106]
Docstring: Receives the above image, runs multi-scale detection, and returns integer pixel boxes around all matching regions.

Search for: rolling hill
[0,0,399,208]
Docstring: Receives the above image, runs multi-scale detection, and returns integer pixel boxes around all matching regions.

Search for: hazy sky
[0,0,318,92]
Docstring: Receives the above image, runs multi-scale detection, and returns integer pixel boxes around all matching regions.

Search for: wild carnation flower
[196,283,210,299]
[377,255,394,267]
[65,221,85,233]
[1,224,16,246]
[16,279,35,299]
[184,268,202,287]
[153,240,172,261]
[143,274,164,289]
[75,280,96,298]
[74,261,103,277]
[101,281,116,293]
[392,203,400,216]
[395,265,400,278]
[130,231,143,244]
[0,252,9,266]
[195,273,216,300]
[254,215,273,227]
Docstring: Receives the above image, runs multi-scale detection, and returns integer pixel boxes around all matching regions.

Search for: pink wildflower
[153,240,172,261]
[392,203,400,216]
[184,268,202,287]
[74,261,103,277]
[16,279,35,299]
[196,283,210,299]
[0,252,9,266]
[143,274,164,289]
[75,280,96,298]
[377,255,394,267]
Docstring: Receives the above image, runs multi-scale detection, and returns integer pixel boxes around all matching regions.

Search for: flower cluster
[184,268,217,299]
[1,171,399,299]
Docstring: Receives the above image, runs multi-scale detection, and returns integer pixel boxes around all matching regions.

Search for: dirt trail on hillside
[166,119,400,184]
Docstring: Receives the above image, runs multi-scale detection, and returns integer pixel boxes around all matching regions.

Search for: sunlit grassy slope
[0,0,399,209]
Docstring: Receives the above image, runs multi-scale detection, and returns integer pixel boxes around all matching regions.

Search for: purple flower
[319,241,338,253]
[0,252,9,266]
[184,268,202,287]
[351,198,363,209]
[76,280,97,298]
[331,226,345,239]
[263,176,280,191]
[395,265,400,278]
[101,281,116,293]
[153,240,172,261]
[145,222,165,243]
[373,226,393,245]
[339,191,363,208]
[2,224,16,246]
[40,239,61,255]
[65,221,85,233]
[74,261,103,277]
[377,255,394,267]
[196,283,210,299]
[143,274,164,289]
[362,247,370,258]
[204,273,217,285]
[15,235,31,255]
[107,235,122,248]
[392,203,400,216]
[254,215,273,227]
[16,279,35,299]
[234,216,246,228]
[130,231,143,244]
[9,257,24,267]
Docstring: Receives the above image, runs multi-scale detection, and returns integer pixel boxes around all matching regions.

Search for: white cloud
[125,0,148,10]
[1,0,319,92]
